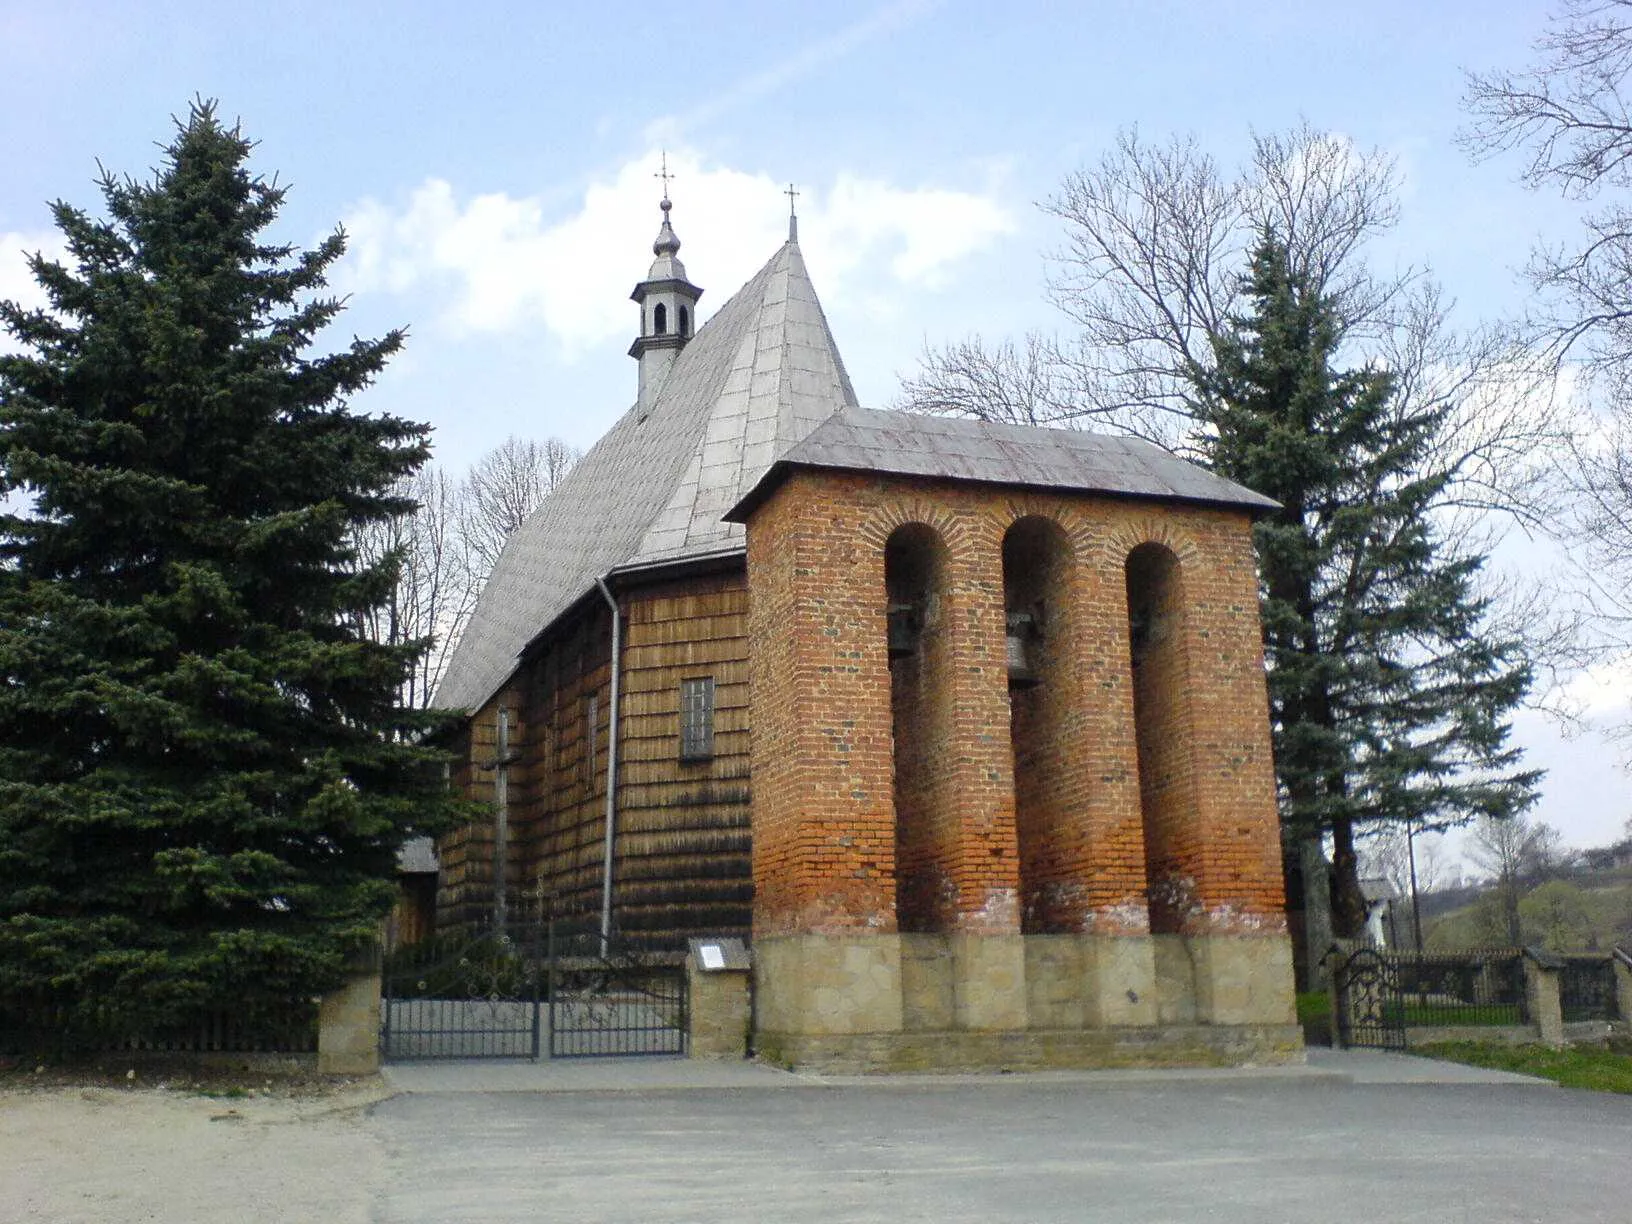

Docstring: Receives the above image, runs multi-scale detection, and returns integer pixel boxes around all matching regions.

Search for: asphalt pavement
[366,1051,1630,1223]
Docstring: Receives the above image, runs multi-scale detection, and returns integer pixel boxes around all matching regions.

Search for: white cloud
[1548,649,1632,723]
[336,149,1014,356]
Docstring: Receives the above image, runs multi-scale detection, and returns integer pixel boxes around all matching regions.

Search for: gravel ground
[0,1077,389,1223]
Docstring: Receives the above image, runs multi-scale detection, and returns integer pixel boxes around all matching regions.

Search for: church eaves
[723,406,1282,522]
[431,238,859,714]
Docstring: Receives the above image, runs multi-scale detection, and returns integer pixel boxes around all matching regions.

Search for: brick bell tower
[726,412,1300,1073]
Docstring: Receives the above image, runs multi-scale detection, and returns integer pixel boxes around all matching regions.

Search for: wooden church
[427,194,1301,1069]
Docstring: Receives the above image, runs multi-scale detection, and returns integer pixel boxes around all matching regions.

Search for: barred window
[679,676,715,762]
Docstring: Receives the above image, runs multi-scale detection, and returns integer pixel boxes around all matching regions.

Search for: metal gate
[548,924,687,1059]
[381,925,546,1061]
[1331,945,1406,1051]
[380,920,687,1060]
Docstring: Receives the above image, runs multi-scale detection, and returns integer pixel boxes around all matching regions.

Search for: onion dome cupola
[630,193,703,408]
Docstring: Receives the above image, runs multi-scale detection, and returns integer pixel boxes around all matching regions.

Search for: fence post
[318,938,384,1075]
[546,910,558,1059]
[687,937,752,1060]
[1522,947,1566,1048]
[1613,948,1632,1024]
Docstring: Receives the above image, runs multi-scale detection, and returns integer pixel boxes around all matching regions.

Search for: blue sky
[1,0,1625,857]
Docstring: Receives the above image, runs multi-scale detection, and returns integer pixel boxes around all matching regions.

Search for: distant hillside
[1422,867,1632,952]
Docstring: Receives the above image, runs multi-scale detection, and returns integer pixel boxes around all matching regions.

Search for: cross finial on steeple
[655,152,675,203]
[785,182,800,242]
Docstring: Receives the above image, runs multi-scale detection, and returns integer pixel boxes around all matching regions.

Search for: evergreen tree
[1199,234,1541,936]
[0,103,461,1037]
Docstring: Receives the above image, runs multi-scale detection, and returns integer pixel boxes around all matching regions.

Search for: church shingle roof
[434,229,1277,717]
[723,407,1280,522]
[431,238,858,712]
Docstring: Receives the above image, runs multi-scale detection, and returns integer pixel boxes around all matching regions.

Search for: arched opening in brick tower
[885,522,956,933]
[1125,542,1200,935]
[1003,515,1077,933]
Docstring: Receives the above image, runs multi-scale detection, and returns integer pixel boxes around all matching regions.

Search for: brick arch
[884,521,960,933]
[1002,514,1087,932]
[858,501,970,553]
[1124,541,1202,935]
[1096,517,1203,570]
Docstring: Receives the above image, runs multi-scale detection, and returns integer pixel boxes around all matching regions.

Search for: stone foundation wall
[755,1024,1304,1075]
[754,931,1298,1071]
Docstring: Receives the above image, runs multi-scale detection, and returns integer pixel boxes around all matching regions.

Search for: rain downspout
[595,576,623,955]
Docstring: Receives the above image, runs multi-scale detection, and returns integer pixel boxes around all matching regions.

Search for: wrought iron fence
[0,995,318,1058]
[1390,949,1528,1028]
[1559,956,1618,1022]
[1331,945,1406,1050]
[381,921,547,1060]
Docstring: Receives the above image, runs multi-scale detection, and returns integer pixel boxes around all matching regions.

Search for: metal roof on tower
[723,406,1280,522]
[644,197,688,283]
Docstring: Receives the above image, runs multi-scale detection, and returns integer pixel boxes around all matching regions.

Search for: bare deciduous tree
[1465,813,1568,946]
[902,124,1562,523]
[1465,1,1632,387]
[356,435,580,708]
[461,435,580,577]
[354,466,475,709]
[1465,0,1632,703]
[899,123,1574,979]
[899,334,1081,429]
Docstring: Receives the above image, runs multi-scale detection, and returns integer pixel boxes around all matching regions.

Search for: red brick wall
[744,470,1285,941]
[746,475,899,937]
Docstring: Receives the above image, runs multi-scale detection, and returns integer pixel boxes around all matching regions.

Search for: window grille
[679,676,716,762]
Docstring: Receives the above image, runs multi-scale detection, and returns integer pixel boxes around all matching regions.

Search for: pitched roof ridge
[620,238,857,570]
[432,238,825,713]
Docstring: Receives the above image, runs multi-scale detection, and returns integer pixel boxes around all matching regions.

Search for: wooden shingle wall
[614,572,753,944]
[436,571,753,949]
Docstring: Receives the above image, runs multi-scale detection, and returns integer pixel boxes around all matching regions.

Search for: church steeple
[629,169,703,409]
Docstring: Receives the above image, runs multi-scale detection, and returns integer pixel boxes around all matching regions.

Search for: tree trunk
[1329,817,1370,938]
[1299,836,1335,991]
[1502,875,1523,946]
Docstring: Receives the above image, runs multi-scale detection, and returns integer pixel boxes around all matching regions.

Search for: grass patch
[1295,992,1330,1025]
[1396,1002,1522,1026]
[1415,1041,1632,1094]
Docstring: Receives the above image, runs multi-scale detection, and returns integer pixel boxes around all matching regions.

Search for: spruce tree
[0,103,460,1037]
[1199,234,1541,937]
